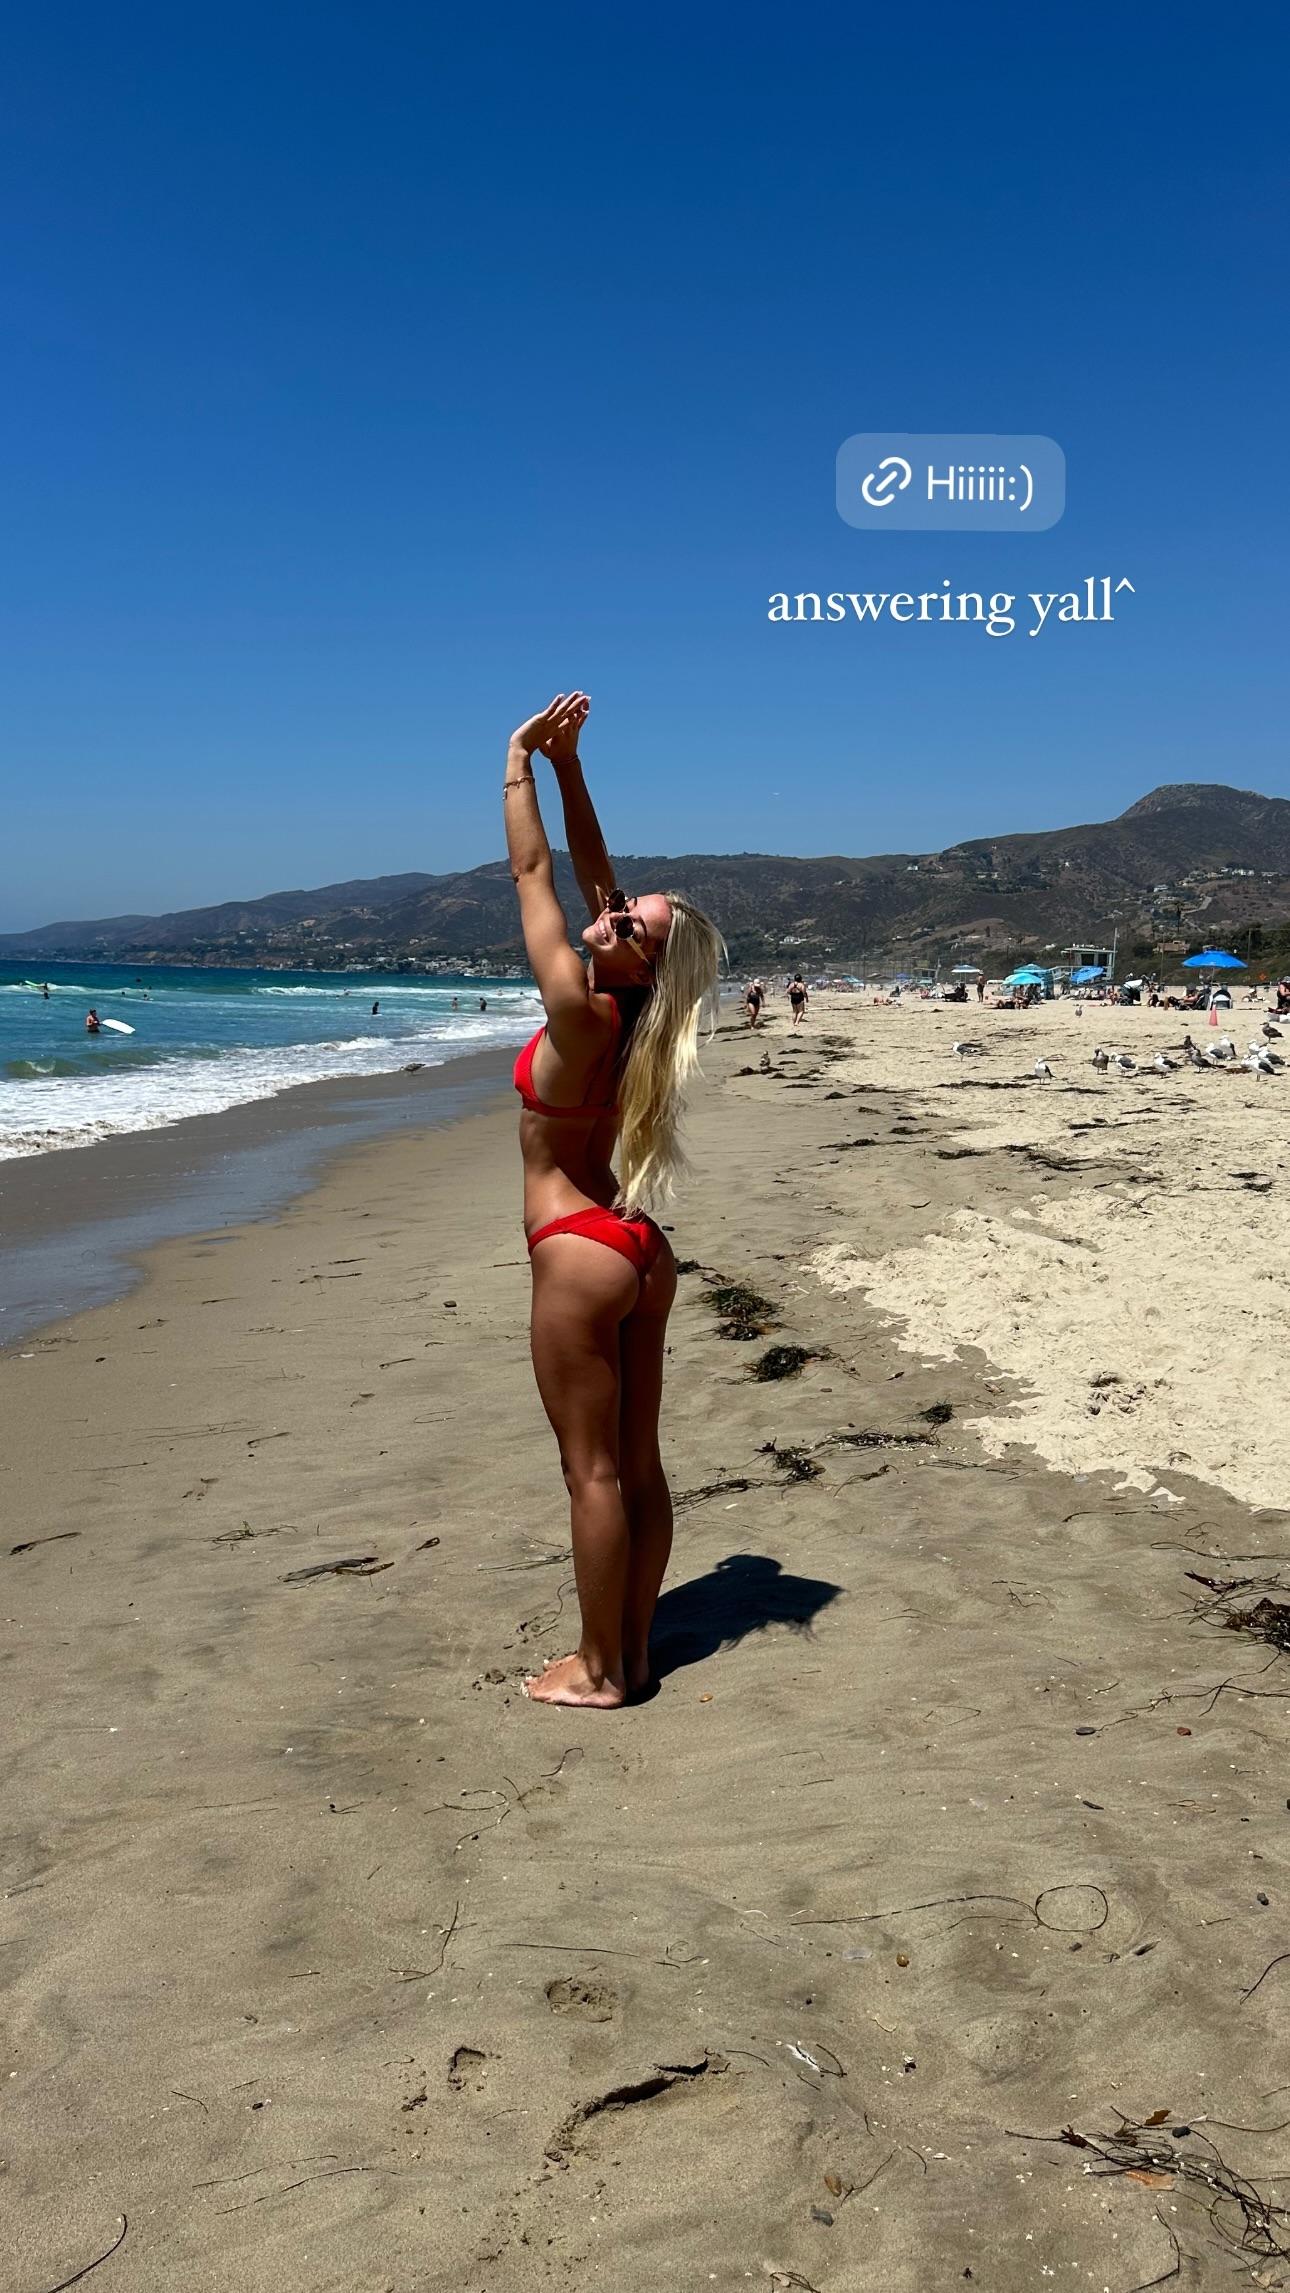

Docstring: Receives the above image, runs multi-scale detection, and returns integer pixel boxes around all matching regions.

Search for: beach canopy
[1182,949,1245,969]
[1070,964,1106,984]
[950,963,982,975]
[1004,966,1048,984]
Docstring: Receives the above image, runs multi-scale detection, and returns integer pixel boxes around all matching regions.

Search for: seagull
[1113,1053,1137,1074]
[1246,1047,1279,1075]
[1215,1036,1237,1061]
[1153,1051,1178,1072]
[1263,1020,1283,1040]
[952,1040,983,1057]
[1180,1034,1203,1066]
[1091,1046,1110,1070]
[1033,1058,1054,1078]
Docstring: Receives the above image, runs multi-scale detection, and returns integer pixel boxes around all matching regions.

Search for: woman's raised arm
[540,692,615,921]
[503,697,593,1018]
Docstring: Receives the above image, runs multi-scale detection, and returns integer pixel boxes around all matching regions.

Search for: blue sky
[3,5,1287,928]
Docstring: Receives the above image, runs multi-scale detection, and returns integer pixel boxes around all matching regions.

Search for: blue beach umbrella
[1182,949,1245,969]
[1070,965,1106,985]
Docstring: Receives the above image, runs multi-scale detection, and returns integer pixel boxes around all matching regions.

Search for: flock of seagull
[950,1022,1286,1080]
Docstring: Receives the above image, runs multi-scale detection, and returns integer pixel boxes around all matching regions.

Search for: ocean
[0,961,540,1160]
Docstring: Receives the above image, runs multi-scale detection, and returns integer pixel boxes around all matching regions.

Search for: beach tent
[1070,964,1106,985]
[1182,949,1245,969]
[950,964,982,976]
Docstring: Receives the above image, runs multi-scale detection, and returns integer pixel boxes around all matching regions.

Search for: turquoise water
[0,961,538,1158]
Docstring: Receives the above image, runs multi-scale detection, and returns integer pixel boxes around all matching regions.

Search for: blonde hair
[615,891,725,1211]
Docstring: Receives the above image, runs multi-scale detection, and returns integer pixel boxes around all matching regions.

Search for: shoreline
[0,1044,516,1347]
[7,1000,1289,2290]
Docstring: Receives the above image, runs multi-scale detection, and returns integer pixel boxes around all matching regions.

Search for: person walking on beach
[743,980,763,1029]
[788,974,809,1028]
[504,691,723,1708]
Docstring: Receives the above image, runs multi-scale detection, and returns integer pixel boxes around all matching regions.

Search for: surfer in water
[85,1009,101,1034]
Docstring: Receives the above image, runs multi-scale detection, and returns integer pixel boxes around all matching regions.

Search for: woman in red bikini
[504,692,723,1709]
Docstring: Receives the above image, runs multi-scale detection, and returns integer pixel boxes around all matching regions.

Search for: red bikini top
[514,1001,622,1119]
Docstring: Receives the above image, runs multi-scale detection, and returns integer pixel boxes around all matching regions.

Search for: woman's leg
[617,1244,678,1692]
[526,1235,639,1708]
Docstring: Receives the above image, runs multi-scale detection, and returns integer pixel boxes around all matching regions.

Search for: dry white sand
[808,993,1289,1505]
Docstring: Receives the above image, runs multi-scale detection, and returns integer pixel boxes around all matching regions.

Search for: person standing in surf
[504,692,723,1708]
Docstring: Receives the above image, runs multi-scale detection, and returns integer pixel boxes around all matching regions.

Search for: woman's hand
[539,690,589,770]
[509,692,587,759]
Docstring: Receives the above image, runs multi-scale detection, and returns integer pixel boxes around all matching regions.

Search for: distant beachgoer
[371,1001,380,1015]
[451,995,460,1010]
[479,997,488,1011]
[41,983,50,998]
[85,1009,100,1033]
[504,690,722,1709]
[743,981,763,1029]
[789,974,809,1028]
[976,975,985,1002]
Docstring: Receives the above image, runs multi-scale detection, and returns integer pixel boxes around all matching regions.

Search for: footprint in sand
[448,2044,492,2094]
[545,1975,617,2023]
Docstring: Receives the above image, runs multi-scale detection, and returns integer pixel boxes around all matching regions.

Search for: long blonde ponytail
[615,891,725,1211]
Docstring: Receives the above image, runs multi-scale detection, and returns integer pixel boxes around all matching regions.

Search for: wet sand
[6,999,1290,2291]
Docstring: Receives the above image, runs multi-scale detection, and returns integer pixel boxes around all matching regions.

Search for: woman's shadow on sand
[649,1551,841,1682]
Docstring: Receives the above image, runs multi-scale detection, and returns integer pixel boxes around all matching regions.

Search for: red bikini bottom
[527,1205,664,1278]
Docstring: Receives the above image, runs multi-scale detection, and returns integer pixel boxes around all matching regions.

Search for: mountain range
[4,784,1290,971]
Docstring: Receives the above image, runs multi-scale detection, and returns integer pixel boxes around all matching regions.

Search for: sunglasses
[604,887,638,941]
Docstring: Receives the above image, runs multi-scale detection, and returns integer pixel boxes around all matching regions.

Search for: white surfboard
[98,1018,135,1035]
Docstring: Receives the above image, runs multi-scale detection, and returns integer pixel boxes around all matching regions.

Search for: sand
[807,995,1289,1508]
[5,1003,1290,2292]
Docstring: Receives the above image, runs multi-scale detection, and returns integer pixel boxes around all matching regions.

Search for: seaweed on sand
[749,1343,819,1382]
[758,1439,823,1481]
[1186,1572,1290,1653]
[706,1281,780,1341]
[1014,2116,1290,2272]
[823,1427,933,1450]
[1224,1597,1290,1653]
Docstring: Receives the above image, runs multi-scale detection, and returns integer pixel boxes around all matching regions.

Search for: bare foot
[524,1653,625,1708]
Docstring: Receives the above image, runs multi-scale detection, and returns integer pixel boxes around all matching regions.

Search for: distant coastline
[5,783,1289,976]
